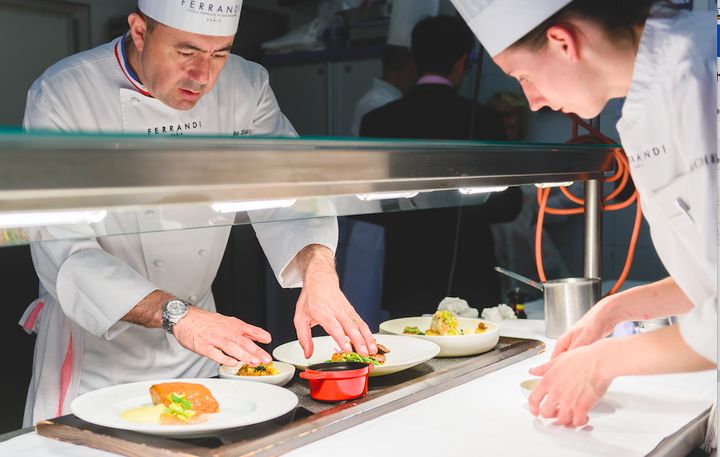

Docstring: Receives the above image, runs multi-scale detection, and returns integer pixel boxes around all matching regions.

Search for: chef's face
[493,25,609,119]
[130,14,234,110]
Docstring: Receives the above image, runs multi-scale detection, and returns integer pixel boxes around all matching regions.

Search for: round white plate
[379,316,500,357]
[218,361,295,387]
[71,378,298,437]
[520,378,541,398]
[272,334,440,377]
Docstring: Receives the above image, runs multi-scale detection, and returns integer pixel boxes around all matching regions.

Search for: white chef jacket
[616,8,717,363]
[349,78,402,136]
[20,35,338,425]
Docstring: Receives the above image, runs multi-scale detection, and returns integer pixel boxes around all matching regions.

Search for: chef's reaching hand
[550,296,617,360]
[293,244,377,359]
[173,307,273,367]
[123,290,272,367]
[528,342,614,427]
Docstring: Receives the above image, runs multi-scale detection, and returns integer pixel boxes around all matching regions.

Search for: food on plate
[427,310,460,335]
[402,312,491,336]
[150,382,219,424]
[402,326,425,335]
[236,362,279,376]
[328,343,390,365]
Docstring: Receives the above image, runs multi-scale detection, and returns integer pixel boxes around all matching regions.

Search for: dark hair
[512,0,665,51]
[381,45,413,74]
[411,15,475,75]
[134,8,158,33]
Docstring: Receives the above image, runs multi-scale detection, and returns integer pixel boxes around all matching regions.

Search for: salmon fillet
[149,382,219,414]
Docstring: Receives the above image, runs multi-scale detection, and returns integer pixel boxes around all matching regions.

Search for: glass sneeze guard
[0,132,617,246]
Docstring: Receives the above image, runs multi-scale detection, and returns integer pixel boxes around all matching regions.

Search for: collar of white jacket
[138,0,243,37]
[450,0,572,56]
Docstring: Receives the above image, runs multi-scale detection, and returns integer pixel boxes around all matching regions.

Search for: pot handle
[494,266,544,291]
[299,371,325,380]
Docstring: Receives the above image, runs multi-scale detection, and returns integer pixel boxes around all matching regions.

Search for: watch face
[166,300,187,316]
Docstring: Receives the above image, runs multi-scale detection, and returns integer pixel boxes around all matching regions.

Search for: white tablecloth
[1,320,715,457]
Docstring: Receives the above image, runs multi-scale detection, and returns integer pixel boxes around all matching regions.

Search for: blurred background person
[359,15,523,318]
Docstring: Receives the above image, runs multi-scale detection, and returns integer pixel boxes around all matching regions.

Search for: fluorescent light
[0,210,107,229]
[211,199,296,213]
[356,191,420,201]
[535,181,574,188]
[459,186,508,195]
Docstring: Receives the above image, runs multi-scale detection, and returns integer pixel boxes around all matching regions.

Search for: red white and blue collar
[115,35,152,97]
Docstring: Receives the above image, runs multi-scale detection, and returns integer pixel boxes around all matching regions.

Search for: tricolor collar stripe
[115,35,151,97]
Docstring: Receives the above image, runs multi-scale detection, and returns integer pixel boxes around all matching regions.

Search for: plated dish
[272,334,440,377]
[379,314,500,357]
[71,378,298,437]
[218,361,295,387]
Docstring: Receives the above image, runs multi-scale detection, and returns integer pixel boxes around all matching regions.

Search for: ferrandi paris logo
[179,0,240,20]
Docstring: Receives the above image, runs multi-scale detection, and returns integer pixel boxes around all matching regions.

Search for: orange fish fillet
[149,382,219,414]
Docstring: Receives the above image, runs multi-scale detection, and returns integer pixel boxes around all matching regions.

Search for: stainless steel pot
[495,267,601,339]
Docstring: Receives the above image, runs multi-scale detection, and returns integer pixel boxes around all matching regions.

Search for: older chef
[451,0,717,428]
[20,0,376,426]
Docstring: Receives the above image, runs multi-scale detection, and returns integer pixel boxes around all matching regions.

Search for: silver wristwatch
[162,299,190,335]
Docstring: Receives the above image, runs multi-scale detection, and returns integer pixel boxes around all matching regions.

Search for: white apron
[20,35,338,425]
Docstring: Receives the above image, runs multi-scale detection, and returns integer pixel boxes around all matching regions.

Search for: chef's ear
[127,12,150,53]
[545,24,580,63]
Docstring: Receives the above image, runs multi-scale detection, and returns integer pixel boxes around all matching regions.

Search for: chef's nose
[520,80,548,112]
[187,56,211,86]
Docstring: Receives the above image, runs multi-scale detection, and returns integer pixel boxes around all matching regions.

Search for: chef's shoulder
[30,43,118,99]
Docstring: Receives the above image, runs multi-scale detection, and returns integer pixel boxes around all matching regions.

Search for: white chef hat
[450,0,572,56]
[138,0,243,37]
[387,0,440,48]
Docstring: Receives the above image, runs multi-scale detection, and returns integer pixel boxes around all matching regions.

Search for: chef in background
[20,0,376,426]
[349,0,439,136]
[450,0,717,430]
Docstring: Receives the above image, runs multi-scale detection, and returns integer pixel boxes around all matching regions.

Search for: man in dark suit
[358,15,523,318]
[360,15,506,141]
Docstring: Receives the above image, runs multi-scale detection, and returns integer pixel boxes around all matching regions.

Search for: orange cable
[533,115,642,295]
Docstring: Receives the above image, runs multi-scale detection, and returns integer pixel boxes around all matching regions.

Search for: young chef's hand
[173,306,273,367]
[528,341,614,427]
[550,296,617,360]
[293,244,377,359]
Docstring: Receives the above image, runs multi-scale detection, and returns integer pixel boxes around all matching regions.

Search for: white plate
[379,316,500,357]
[520,378,541,398]
[272,334,440,377]
[218,361,295,386]
[70,378,298,438]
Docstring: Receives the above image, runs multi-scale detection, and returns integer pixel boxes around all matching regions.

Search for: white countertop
[2,319,716,457]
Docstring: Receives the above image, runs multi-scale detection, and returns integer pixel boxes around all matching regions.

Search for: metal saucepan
[495,267,601,339]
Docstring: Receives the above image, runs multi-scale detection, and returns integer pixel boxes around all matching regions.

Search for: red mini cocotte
[299,362,373,401]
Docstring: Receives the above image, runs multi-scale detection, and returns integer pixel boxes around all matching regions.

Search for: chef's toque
[387,0,440,48]
[138,0,243,36]
[449,0,572,56]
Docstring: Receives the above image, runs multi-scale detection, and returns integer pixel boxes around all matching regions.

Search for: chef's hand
[293,244,377,359]
[550,295,617,360]
[528,342,614,427]
[173,306,273,367]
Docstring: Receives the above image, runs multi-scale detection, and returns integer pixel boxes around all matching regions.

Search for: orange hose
[535,188,550,282]
[533,114,642,296]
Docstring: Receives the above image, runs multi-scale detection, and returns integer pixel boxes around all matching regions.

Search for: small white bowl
[520,378,541,398]
[218,361,295,387]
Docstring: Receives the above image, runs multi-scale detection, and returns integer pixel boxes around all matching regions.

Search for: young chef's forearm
[122,289,176,328]
[596,325,716,379]
[603,277,695,325]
